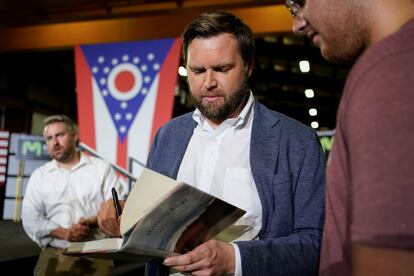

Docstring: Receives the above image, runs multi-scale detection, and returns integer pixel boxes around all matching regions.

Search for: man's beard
[51,145,75,163]
[191,79,250,124]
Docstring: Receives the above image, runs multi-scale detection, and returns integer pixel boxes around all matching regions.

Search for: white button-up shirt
[22,153,128,249]
[177,92,262,276]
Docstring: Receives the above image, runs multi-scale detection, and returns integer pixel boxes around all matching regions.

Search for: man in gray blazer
[98,11,325,276]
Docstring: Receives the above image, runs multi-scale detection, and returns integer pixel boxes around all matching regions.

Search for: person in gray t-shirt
[285,0,414,275]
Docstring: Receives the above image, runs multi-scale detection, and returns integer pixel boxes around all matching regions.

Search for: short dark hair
[181,11,255,69]
[43,114,78,135]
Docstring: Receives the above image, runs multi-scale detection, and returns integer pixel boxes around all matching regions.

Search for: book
[64,168,246,262]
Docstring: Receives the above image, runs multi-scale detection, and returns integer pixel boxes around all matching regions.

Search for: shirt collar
[46,151,91,172]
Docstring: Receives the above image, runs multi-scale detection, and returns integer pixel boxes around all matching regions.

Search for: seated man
[22,114,128,276]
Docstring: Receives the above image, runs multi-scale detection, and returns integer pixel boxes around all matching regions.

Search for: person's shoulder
[256,101,315,137]
[28,159,55,178]
[349,19,414,83]
[163,112,194,126]
[81,153,111,168]
[344,21,414,105]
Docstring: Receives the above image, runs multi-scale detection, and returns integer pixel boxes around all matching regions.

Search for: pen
[111,187,122,218]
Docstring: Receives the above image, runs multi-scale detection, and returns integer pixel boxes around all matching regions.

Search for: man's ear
[73,132,80,146]
[245,62,253,78]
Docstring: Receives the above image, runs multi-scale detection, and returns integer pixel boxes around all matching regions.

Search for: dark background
[0,33,349,134]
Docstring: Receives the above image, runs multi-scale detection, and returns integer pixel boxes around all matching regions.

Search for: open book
[64,168,246,261]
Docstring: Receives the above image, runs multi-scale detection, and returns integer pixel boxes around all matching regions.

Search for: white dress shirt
[177,92,262,276]
[22,152,128,249]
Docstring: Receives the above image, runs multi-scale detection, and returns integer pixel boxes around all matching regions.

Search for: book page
[66,238,123,254]
[123,184,214,253]
[120,168,179,235]
[65,168,245,261]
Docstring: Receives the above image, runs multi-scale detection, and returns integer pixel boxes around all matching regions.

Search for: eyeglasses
[285,0,305,17]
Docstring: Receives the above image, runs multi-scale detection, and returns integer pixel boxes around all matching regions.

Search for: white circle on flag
[107,63,142,101]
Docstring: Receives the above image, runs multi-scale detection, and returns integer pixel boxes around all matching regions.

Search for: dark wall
[0,34,349,134]
[0,50,77,133]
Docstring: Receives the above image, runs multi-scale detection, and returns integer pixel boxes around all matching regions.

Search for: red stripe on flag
[0,131,8,188]
[150,38,182,147]
[75,45,96,149]
[117,136,128,170]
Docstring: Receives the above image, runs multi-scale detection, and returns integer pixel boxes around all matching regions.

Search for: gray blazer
[147,100,325,275]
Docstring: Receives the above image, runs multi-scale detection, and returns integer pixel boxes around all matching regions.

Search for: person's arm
[22,171,60,247]
[352,244,414,276]
[49,217,93,242]
[97,199,126,237]
[163,240,235,275]
[97,160,128,236]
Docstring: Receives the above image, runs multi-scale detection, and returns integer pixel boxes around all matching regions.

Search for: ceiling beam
[0,5,292,52]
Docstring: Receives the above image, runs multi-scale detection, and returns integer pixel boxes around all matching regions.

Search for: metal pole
[78,142,137,182]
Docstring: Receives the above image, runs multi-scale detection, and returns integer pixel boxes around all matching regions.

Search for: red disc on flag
[115,71,135,93]
[107,63,142,100]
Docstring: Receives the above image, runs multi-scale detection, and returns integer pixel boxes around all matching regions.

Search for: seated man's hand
[163,240,235,276]
[65,218,91,242]
[81,216,98,227]
[97,199,125,237]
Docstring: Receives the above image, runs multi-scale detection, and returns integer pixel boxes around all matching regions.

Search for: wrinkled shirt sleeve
[22,169,58,247]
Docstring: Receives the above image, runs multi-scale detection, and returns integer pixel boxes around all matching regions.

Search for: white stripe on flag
[0,131,9,138]
[127,74,159,167]
[0,140,9,147]
[92,80,117,164]
[0,149,7,155]
[0,166,5,173]
[0,175,5,182]
[0,157,6,164]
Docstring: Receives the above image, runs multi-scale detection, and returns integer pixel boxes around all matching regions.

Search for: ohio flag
[75,38,181,173]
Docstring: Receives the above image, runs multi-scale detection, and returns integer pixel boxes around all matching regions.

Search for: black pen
[111,187,122,218]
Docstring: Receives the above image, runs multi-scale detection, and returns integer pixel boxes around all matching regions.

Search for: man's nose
[292,15,308,34]
[204,71,218,90]
[51,137,59,145]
